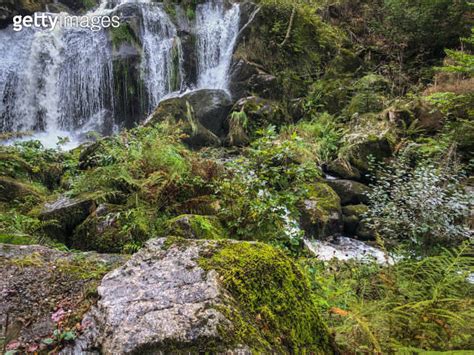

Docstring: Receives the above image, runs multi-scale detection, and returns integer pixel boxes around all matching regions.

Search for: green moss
[82,0,97,10]
[166,214,226,240]
[342,204,369,217]
[0,234,34,245]
[199,241,333,353]
[304,182,341,223]
[110,23,137,49]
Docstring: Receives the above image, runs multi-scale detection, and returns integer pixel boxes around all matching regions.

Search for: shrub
[364,156,472,253]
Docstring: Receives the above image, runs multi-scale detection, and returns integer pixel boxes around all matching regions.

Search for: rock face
[0,244,126,354]
[69,238,333,354]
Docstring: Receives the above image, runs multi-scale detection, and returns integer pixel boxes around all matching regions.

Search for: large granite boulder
[0,244,126,354]
[67,238,334,354]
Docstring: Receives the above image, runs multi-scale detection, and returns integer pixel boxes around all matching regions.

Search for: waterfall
[0,0,241,148]
[195,1,240,91]
[140,5,184,112]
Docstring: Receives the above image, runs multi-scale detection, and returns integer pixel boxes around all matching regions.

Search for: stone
[299,182,342,238]
[327,179,371,206]
[0,176,43,204]
[39,196,95,243]
[226,96,289,144]
[342,204,369,236]
[325,159,362,181]
[0,244,125,354]
[71,204,128,253]
[67,238,334,354]
[147,89,233,139]
[229,59,280,100]
[165,214,226,240]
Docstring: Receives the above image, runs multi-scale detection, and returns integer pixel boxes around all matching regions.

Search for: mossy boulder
[299,182,342,238]
[165,214,225,240]
[172,195,221,216]
[71,204,127,253]
[342,204,368,236]
[0,151,63,190]
[39,195,95,244]
[0,244,126,354]
[68,238,334,353]
[147,89,233,140]
[227,96,289,144]
[0,176,44,205]
[325,159,362,180]
[327,179,370,206]
[343,113,395,179]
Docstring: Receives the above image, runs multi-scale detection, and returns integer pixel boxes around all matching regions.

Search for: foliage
[215,126,319,252]
[304,242,474,352]
[281,113,345,164]
[364,156,472,253]
[437,28,474,76]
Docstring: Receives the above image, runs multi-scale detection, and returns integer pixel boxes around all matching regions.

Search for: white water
[304,237,393,265]
[0,0,241,149]
[141,5,184,111]
[196,1,240,91]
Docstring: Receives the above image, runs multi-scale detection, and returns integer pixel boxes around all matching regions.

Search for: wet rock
[327,179,370,206]
[39,196,95,243]
[165,214,225,240]
[325,159,362,181]
[67,238,333,354]
[348,137,393,179]
[299,182,342,238]
[0,244,126,354]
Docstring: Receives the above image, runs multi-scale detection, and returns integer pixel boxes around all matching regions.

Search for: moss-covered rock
[327,179,370,206]
[199,241,334,353]
[342,204,368,236]
[227,96,289,144]
[71,204,122,253]
[342,113,395,178]
[39,195,95,243]
[145,90,234,148]
[166,214,225,240]
[70,238,333,353]
[0,176,44,205]
[299,182,342,238]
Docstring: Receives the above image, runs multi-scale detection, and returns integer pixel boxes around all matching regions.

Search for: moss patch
[166,214,226,240]
[199,241,333,353]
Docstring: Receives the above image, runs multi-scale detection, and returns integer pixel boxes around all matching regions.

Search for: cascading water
[0,0,241,149]
[195,1,240,91]
[140,4,184,111]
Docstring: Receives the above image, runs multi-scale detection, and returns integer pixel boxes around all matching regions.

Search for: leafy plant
[364,156,472,253]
